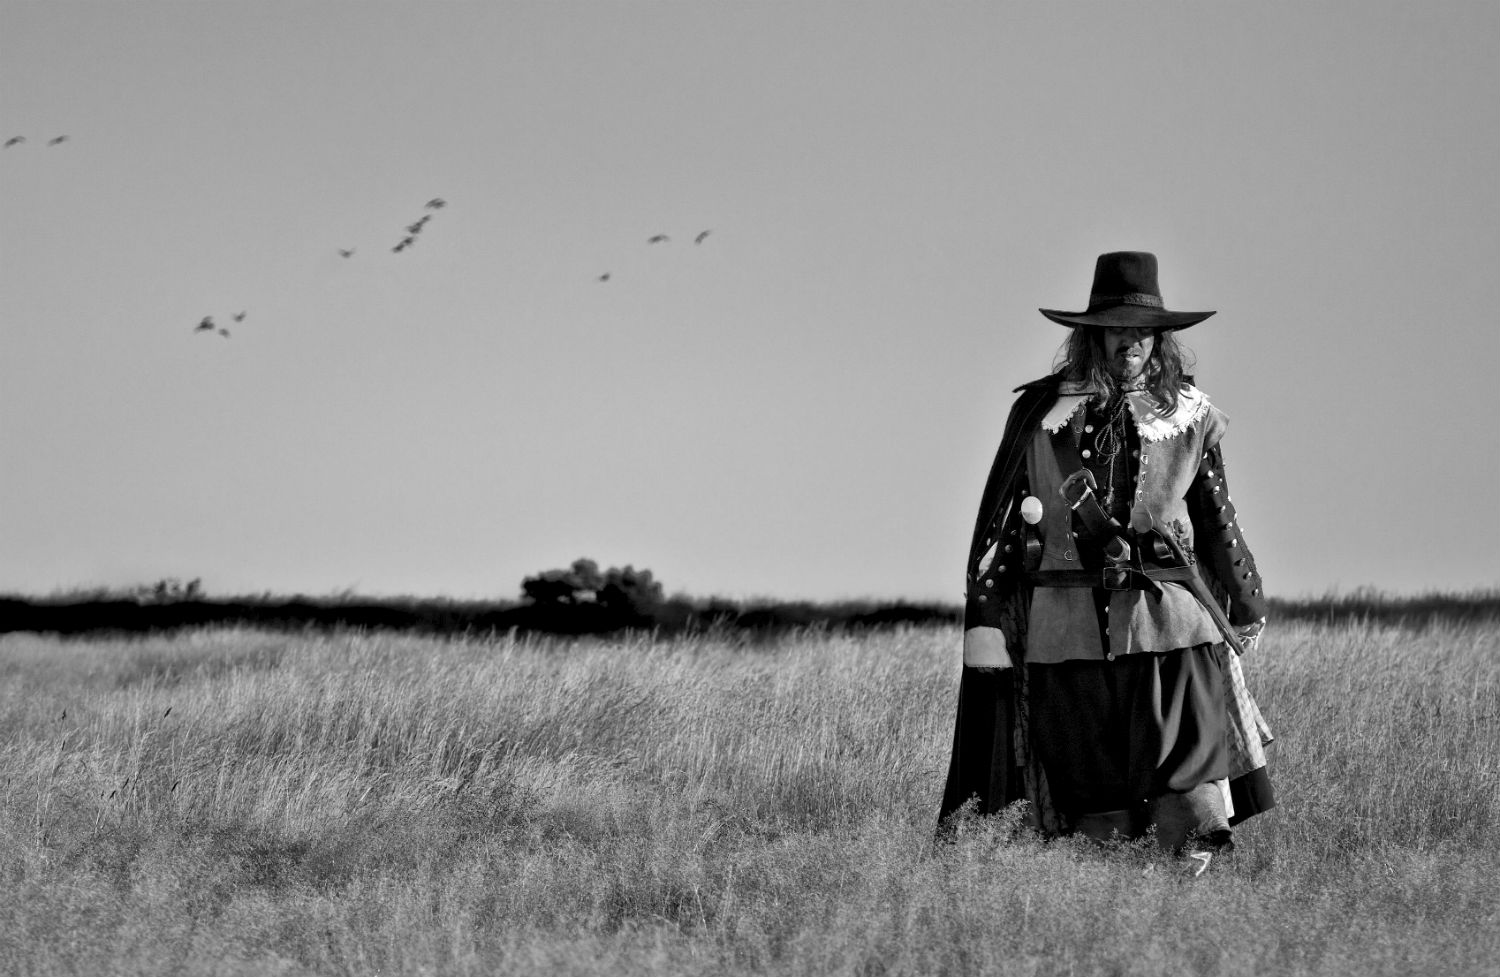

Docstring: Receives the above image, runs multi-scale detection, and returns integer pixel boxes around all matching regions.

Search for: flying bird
[597,273,611,283]
[232,311,246,322]
[218,328,230,338]
[393,236,415,253]
[194,316,215,333]
[338,248,356,258]
[647,234,669,244]
[47,136,68,146]
[694,229,712,245]
[2,137,22,148]
[406,216,430,235]
[425,198,446,209]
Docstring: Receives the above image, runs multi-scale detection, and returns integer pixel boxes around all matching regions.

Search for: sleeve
[963,453,1031,664]
[1186,441,1269,626]
[960,379,1057,663]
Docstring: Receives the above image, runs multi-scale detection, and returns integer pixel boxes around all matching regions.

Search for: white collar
[1040,382,1211,443]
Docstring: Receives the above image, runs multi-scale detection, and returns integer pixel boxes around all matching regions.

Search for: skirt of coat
[938,636,1275,835]
[1027,644,1227,817]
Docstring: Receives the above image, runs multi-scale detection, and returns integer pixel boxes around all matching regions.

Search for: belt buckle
[1059,469,1098,510]
[1101,567,1131,591]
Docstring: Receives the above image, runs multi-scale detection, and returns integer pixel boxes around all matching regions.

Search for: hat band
[1088,292,1164,309]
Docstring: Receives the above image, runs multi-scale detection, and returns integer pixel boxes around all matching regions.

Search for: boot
[1149,782,1231,854]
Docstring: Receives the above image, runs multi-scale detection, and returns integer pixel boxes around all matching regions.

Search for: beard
[1108,351,1147,379]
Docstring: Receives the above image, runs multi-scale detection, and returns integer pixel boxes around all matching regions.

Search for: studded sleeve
[1186,443,1269,626]
[964,463,1030,633]
[962,385,1055,635]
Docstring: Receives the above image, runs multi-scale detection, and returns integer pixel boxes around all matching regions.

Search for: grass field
[2,618,1497,976]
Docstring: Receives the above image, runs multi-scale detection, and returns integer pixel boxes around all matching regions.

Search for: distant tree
[520,558,605,606]
[519,558,664,628]
[598,564,663,616]
[519,571,575,607]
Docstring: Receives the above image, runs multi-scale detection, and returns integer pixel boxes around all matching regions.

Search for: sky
[2,1,1497,603]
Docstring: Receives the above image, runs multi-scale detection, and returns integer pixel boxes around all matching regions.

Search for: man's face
[1100,326,1156,380]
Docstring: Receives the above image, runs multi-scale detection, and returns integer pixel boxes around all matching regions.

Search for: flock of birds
[597,228,712,283]
[329,197,447,260]
[193,197,450,339]
[194,311,245,339]
[191,201,712,337]
[3,135,68,147]
[6,133,717,338]
[388,198,446,254]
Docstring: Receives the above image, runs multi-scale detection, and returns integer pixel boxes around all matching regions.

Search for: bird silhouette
[393,236,415,253]
[338,248,356,258]
[232,311,246,322]
[194,316,215,333]
[406,216,430,235]
[47,136,68,146]
[425,198,446,210]
[597,273,611,283]
[647,234,669,244]
[694,229,712,245]
[2,136,22,148]
[218,328,230,338]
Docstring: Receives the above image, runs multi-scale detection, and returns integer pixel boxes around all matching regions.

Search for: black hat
[1038,251,1215,330]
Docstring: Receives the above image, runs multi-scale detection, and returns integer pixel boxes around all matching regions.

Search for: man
[939,252,1275,868]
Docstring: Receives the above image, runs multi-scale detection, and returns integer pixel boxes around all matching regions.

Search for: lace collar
[1040,381,1211,443]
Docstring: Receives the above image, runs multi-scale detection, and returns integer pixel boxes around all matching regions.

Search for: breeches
[1027,644,1228,817]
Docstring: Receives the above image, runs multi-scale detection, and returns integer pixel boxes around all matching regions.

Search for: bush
[597,565,663,616]
[520,559,604,606]
[134,578,203,604]
[519,559,665,629]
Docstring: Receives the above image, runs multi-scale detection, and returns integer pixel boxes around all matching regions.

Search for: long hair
[1053,327,1195,414]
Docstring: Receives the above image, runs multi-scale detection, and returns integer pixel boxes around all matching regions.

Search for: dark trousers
[1028,645,1228,818]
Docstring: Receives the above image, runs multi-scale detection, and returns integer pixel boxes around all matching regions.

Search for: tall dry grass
[1,619,1496,976]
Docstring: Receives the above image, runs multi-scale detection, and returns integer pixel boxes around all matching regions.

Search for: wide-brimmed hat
[1038,251,1215,330]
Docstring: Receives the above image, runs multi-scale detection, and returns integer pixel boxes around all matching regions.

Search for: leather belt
[1029,563,1247,657]
[1029,565,1197,591]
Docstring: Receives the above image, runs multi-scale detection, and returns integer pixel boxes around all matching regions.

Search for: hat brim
[1038,306,1215,331]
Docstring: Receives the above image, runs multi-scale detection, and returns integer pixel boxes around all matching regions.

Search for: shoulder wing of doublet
[1183,385,1230,447]
[1201,401,1229,447]
[1179,383,1207,407]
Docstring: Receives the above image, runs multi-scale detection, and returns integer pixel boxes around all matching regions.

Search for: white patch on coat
[1039,383,1212,442]
[1040,395,1089,433]
[1127,385,1211,443]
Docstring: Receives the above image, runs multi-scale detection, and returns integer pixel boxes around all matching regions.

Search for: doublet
[965,376,1268,664]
